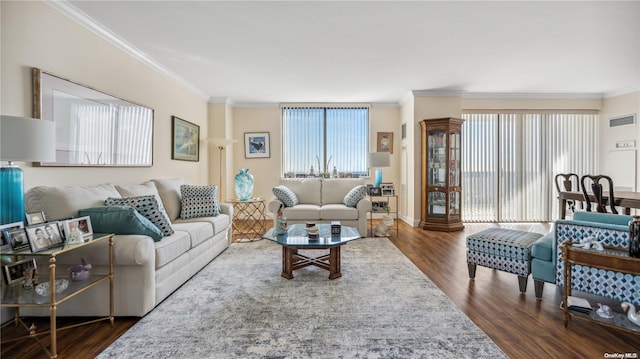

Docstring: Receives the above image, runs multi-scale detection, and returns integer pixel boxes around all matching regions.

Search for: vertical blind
[282,106,369,176]
[462,112,598,222]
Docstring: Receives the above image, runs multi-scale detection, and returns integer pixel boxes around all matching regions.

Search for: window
[282,106,369,177]
[461,112,598,222]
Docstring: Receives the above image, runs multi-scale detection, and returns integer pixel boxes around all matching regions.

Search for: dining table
[558,190,640,219]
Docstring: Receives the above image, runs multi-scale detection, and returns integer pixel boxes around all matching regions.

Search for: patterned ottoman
[466,228,543,293]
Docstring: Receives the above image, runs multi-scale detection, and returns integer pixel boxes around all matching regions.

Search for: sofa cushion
[282,204,321,220]
[172,222,214,248]
[24,183,121,221]
[175,214,230,236]
[180,184,220,219]
[151,178,184,221]
[531,232,554,261]
[154,231,191,268]
[105,195,175,236]
[322,178,364,205]
[116,182,173,224]
[272,185,299,207]
[343,185,368,207]
[78,206,163,241]
[320,204,359,220]
[280,178,321,205]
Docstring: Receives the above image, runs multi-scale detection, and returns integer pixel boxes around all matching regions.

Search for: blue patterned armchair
[531,211,639,305]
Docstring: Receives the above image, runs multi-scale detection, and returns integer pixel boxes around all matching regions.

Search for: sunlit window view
[282,107,369,177]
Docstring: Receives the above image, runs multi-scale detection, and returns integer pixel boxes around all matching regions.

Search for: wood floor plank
[2,220,639,358]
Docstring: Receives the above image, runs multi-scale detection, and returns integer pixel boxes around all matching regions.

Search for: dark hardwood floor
[2,220,639,358]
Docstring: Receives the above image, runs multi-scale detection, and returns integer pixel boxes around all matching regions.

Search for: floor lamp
[210,138,237,201]
[1,116,56,225]
[369,152,390,188]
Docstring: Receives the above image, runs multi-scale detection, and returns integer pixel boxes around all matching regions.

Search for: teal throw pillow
[272,185,298,207]
[180,184,220,219]
[105,195,174,236]
[78,206,163,241]
[343,185,368,207]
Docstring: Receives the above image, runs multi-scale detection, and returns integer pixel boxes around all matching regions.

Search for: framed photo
[6,228,30,252]
[0,221,24,252]
[26,223,64,252]
[244,132,270,158]
[25,211,46,225]
[369,187,382,196]
[63,216,93,244]
[171,116,200,162]
[3,258,37,285]
[377,132,393,154]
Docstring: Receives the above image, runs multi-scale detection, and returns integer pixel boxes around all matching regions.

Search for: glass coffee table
[263,223,362,279]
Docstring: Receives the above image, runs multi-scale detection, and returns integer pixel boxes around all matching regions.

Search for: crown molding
[461,92,603,99]
[604,86,640,98]
[412,89,466,97]
[45,1,209,101]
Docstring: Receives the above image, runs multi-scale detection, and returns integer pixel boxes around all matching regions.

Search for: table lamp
[210,138,237,201]
[1,116,56,224]
[369,152,390,188]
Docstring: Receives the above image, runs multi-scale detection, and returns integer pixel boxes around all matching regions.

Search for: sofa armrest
[52,234,155,267]
[219,202,233,219]
[356,197,372,213]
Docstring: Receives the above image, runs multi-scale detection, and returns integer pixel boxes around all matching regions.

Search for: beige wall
[600,92,640,190]
[1,1,210,190]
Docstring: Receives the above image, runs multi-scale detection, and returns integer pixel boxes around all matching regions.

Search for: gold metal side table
[228,197,266,242]
[1,233,114,359]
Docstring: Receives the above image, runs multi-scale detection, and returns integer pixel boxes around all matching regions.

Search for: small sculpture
[22,267,37,290]
[69,258,92,282]
[574,236,604,251]
[374,214,394,237]
[596,303,614,319]
[621,302,640,326]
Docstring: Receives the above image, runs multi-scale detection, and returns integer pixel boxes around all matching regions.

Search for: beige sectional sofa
[21,178,232,317]
[267,178,371,235]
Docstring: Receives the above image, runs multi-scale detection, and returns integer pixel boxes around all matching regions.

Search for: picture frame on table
[26,222,64,253]
[25,211,46,225]
[171,116,200,162]
[63,216,93,244]
[7,228,30,252]
[369,187,382,196]
[0,221,24,252]
[244,132,270,158]
[377,132,393,154]
[3,258,37,285]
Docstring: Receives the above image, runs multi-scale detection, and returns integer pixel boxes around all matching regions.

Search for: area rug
[98,238,505,358]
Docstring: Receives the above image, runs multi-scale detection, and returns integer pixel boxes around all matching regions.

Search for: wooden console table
[558,190,640,219]
[561,242,640,334]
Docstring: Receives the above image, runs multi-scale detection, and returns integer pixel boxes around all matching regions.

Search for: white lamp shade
[369,152,390,168]
[209,138,237,147]
[1,115,56,162]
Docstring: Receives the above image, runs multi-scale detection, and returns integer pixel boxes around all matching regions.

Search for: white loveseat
[267,178,371,235]
[21,178,231,317]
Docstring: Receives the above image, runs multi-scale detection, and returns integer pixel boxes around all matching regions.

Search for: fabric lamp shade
[369,152,390,188]
[1,115,56,224]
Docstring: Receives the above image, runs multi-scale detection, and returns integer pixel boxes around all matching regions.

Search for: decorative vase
[234,168,254,201]
[629,215,640,258]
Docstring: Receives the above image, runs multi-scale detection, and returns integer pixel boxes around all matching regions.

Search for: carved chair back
[555,173,581,213]
[580,174,618,214]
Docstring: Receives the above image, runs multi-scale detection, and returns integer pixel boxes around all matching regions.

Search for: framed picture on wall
[377,132,393,154]
[172,116,200,162]
[244,132,270,158]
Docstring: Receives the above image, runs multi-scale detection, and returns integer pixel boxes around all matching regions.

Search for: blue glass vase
[234,168,254,201]
[0,165,25,225]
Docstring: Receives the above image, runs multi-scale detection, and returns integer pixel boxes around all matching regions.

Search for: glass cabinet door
[428,129,446,186]
[449,130,461,187]
[427,191,446,218]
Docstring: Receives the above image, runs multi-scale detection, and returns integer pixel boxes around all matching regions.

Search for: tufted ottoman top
[466,228,543,261]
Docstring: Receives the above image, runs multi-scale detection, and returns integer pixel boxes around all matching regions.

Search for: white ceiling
[60,1,640,105]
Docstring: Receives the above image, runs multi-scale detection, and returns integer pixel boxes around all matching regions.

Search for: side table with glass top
[1,233,114,359]
[227,197,266,242]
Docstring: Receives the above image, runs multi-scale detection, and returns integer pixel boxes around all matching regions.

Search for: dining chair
[554,173,581,213]
[580,174,618,214]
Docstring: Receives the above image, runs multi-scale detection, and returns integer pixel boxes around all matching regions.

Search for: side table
[369,194,399,236]
[228,197,266,242]
[1,233,114,358]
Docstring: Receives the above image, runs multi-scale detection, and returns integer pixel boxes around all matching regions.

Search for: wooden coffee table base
[282,246,341,279]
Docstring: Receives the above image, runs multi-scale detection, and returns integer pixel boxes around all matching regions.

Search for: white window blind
[462,112,598,222]
[282,106,369,176]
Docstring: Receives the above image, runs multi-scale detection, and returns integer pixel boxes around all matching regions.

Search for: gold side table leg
[109,235,115,327]
[49,256,57,358]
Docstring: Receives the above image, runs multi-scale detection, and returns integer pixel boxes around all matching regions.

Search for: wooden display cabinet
[420,117,464,231]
